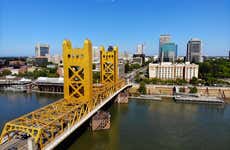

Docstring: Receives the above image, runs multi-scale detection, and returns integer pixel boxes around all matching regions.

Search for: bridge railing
[0,79,126,149]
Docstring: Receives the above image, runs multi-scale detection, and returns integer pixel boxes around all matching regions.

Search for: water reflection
[68,99,230,150]
[0,91,62,131]
[0,92,230,150]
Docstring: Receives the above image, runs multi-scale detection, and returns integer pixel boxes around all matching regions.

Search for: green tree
[0,69,12,76]
[93,71,100,83]
[134,74,141,83]
[125,63,129,73]
[92,63,96,70]
[190,77,198,85]
[189,87,198,93]
[138,82,146,94]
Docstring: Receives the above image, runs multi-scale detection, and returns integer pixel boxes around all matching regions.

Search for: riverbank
[129,84,230,103]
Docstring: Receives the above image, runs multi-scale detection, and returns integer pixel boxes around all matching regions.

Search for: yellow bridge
[0,39,131,149]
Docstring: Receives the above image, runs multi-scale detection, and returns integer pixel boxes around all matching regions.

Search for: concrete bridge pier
[115,89,129,103]
[91,111,111,131]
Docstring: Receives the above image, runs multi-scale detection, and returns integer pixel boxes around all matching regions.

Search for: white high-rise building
[92,46,100,62]
[137,44,144,54]
[35,44,50,57]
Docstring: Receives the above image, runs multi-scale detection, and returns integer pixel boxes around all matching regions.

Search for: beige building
[149,62,198,81]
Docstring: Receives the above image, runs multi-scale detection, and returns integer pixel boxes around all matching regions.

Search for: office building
[118,58,125,78]
[137,44,144,54]
[132,54,145,66]
[159,43,177,63]
[159,34,171,47]
[93,46,100,62]
[35,44,50,57]
[186,38,202,63]
[149,62,198,81]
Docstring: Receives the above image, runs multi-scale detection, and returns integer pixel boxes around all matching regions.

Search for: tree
[0,69,12,76]
[134,74,141,83]
[190,77,198,85]
[125,63,129,73]
[92,63,96,70]
[93,71,100,83]
[189,87,198,93]
[138,82,146,94]
[175,78,187,85]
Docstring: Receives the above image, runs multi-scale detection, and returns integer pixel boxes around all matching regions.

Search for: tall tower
[159,34,171,47]
[62,39,93,109]
[100,46,118,85]
[160,43,177,63]
[159,34,171,62]
[186,38,202,63]
[35,44,50,57]
[137,44,144,54]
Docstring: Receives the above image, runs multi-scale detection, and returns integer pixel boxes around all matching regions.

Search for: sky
[0,0,229,56]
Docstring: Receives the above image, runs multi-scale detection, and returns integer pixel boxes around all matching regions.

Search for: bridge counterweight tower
[63,39,93,110]
[100,46,118,85]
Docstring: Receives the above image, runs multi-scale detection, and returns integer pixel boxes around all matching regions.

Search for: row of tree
[199,59,230,79]
[17,68,59,79]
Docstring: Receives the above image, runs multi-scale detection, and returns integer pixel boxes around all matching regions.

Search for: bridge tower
[63,39,93,110]
[100,46,118,85]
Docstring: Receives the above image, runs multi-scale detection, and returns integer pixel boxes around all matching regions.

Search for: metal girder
[0,79,125,148]
[63,39,93,110]
[100,46,118,85]
[0,39,126,149]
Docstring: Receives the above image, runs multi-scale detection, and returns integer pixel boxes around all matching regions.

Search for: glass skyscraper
[159,43,177,63]
[186,38,202,63]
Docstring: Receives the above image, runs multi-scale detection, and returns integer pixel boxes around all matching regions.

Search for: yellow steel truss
[0,39,126,149]
[63,39,93,110]
[100,46,118,85]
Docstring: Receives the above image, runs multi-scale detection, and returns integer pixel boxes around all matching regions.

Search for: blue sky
[0,0,229,56]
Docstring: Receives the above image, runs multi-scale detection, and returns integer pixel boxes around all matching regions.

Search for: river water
[0,91,230,150]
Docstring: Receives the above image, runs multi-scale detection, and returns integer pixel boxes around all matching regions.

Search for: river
[0,91,230,150]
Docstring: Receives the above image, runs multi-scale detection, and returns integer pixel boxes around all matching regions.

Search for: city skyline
[0,0,229,56]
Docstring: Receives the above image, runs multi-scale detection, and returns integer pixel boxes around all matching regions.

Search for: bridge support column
[91,111,111,131]
[27,138,38,150]
[115,89,129,103]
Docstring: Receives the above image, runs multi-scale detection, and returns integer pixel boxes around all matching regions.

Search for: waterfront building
[149,62,198,81]
[35,77,63,93]
[35,43,50,57]
[186,38,202,63]
[159,43,177,63]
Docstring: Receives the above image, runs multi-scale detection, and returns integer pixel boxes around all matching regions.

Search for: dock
[130,95,162,101]
[174,96,224,104]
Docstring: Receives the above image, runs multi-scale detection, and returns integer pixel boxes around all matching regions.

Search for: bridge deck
[0,80,130,149]
[44,83,131,150]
